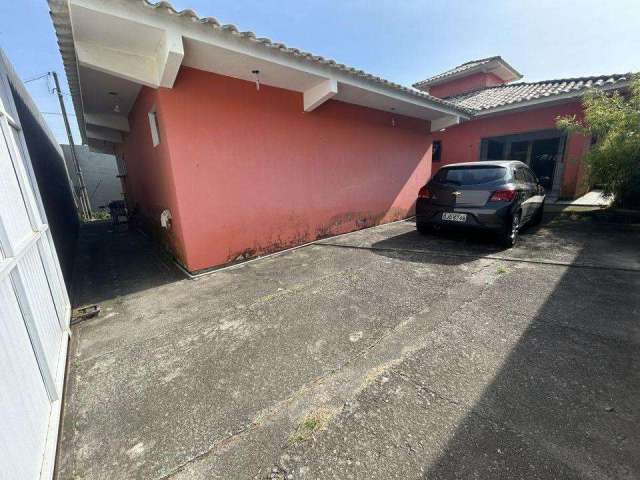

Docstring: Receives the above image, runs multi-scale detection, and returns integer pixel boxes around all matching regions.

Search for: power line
[23,72,50,84]
[23,73,73,98]
[40,111,77,116]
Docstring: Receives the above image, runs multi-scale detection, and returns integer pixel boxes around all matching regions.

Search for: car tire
[416,222,431,235]
[499,211,521,248]
[530,203,544,226]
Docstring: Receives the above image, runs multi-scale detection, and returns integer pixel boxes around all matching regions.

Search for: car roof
[439,160,527,169]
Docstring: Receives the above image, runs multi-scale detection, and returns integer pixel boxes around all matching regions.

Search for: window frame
[432,140,442,162]
[148,105,160,147]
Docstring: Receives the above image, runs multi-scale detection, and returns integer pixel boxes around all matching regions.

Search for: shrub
[557,75,640,207]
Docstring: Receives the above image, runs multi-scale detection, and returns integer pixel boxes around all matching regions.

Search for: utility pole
[51,71,91,219]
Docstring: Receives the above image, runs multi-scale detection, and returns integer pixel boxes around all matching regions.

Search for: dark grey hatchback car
[416,161,545,247]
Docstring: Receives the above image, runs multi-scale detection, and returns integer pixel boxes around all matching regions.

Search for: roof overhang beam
[430,115,461,132]
[72,3,184,88]
[304,79,338,112]
[86,125,123,143]
[84,113,130,132]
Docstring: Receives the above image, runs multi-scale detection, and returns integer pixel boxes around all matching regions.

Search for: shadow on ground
[275,216,640,479]
[59,215,640,479]
[418,240,640,478]
[371,217,640,476]
[364,215,640,271]
[70,221,185,307]
[370,225,506,266]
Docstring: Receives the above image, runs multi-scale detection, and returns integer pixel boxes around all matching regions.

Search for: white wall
[62,144,123,211]
[1,47,71,480]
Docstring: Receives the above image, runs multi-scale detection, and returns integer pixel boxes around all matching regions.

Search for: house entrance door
[530,138,561,191]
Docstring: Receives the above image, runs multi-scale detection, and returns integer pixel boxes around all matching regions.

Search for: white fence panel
[17,247,64,386]
[0,123,33,251]
[0,51,71,480]
[0,279,51,480]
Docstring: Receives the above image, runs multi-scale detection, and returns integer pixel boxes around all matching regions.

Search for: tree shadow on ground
[419,241,640,478]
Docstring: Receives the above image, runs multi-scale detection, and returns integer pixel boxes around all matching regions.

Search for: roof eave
[49,0,87,144]
[48,0,471,147]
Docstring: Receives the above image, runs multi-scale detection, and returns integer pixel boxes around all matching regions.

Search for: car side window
[514,168,526,182]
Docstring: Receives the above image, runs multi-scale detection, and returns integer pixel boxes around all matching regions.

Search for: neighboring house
[62,144,123,212]
[48,0,470,273]
[414,56,630,199]
[0,48,72,480]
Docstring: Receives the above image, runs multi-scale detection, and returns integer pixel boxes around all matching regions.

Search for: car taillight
[418,185,432,199]
[489,189,516,202]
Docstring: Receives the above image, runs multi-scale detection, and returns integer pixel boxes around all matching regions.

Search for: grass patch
[289,407,336,444]
[496,266,508,274]
[291,417,320,443]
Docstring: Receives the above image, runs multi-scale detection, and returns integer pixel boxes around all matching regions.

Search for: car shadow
[368,221,511,266]
[367,215,566,267]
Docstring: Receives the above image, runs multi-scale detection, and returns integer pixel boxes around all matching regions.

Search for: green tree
[557,75,640,207]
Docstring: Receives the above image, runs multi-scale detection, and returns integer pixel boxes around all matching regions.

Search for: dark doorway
[486,139,506,160]
[480,129,565,196]
[530,138,560,190]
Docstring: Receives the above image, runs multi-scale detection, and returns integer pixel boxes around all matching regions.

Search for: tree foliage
[557,75,640,206]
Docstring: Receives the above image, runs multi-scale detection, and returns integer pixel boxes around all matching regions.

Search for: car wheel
[530,203,544,226]
[499,211,520,248]
[416,222,431,235]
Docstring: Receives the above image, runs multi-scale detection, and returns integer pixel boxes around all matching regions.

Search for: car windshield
[433,166,507,186]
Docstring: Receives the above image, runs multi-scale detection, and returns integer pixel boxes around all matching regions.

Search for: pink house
[49,1,629,273]
[415,57,630,199]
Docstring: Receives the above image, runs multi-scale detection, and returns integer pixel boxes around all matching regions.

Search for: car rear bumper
[415,198,513,231]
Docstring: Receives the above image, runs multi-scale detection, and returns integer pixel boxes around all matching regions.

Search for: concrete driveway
[58,215,640,480]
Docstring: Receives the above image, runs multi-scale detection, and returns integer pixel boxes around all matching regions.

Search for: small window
[432,140,442,162]
[148,105,160,147]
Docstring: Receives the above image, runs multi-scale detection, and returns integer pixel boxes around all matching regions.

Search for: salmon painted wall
[156,67,432,272]
[426,72,505,98]
[432,102,590,197]
[118,87,188,264]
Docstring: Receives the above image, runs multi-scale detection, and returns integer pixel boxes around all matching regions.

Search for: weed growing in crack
[289,407,336,444]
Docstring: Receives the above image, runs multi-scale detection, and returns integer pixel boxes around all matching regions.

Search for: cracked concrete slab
[57,215,640,479]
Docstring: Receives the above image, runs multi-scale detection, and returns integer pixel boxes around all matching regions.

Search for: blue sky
[1,0,639,144]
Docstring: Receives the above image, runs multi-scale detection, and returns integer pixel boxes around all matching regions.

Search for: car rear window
[433,166,507,186]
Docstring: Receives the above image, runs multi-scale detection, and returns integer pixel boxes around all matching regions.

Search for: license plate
[442,212,467,222]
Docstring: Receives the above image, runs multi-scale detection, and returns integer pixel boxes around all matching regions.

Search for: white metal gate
[0,57,70,479]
